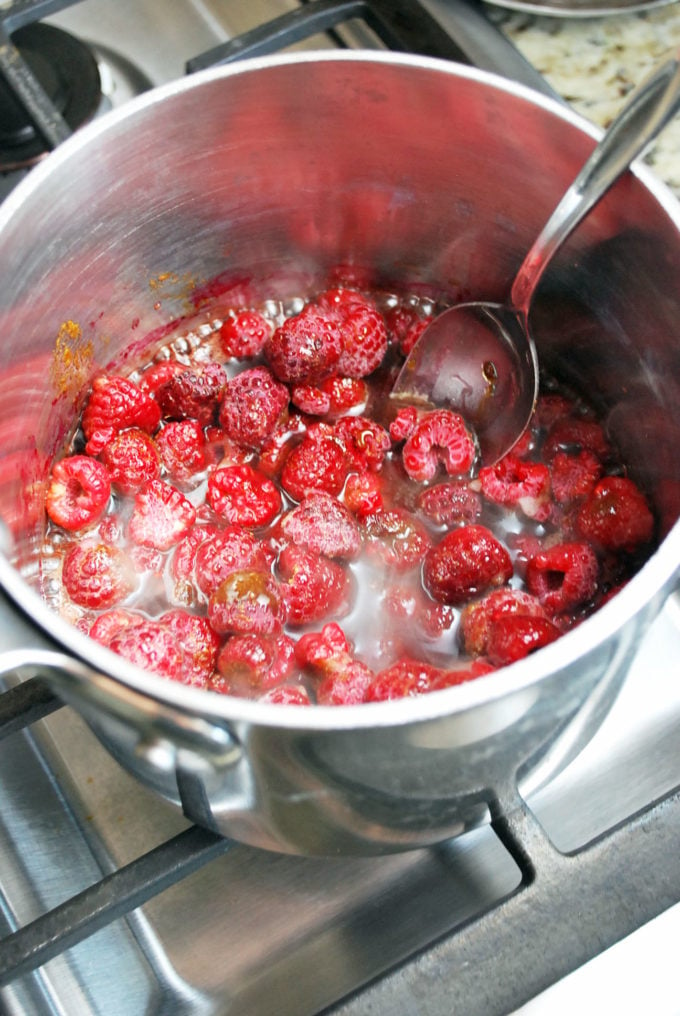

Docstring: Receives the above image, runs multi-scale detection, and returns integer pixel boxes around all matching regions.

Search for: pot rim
[1,50,680,732]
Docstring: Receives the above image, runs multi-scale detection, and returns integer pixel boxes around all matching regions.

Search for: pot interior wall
[1,56,680,563]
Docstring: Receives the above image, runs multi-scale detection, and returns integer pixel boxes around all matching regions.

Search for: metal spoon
[391,51,680,467]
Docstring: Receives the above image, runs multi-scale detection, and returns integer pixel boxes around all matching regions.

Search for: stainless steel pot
[0,52,679,856]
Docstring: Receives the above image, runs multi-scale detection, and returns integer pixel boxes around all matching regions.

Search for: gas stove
[1,2,680,1014]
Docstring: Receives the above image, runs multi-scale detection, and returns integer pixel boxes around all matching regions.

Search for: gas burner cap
[0,23,101,172]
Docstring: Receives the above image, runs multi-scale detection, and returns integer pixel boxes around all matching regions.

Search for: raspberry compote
[41,280,656,705]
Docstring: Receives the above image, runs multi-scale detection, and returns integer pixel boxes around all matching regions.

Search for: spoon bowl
[391,50,680,468]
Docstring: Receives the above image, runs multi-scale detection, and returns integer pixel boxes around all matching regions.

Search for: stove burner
[0,23,100,173]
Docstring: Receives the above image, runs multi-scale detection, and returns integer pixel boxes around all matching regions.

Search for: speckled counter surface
[489,1,680,194]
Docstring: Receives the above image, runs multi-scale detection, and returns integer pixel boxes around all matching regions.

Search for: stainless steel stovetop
[1,3,679,1014]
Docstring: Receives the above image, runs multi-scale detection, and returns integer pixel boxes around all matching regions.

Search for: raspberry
[62,542,137,609]
[290,384,331,416]
[417,482,482,527]
[82,375,161,455]
[526,541,600,615]
[218,367,289,450]
[428,658,497,691]
[294,622,351,672]
[316,287,372,314]
[128,480,196,550]
[156,362,227,426]
[343,472,384,517]
[317,661,375,705]
[99,429,160,494]
[459,588,549,657]
[208,569,284,635]
[389,406,418,443]
[334,415,390,473]
[385,304,428,355]
[194,527,272,597]
[382,583,455,638]
[479,454,551,522]
[279,491,361,559]
[265,304,342,385]
[277,544,352,626]
[215,632,296,693]
[138,360,185,397]
[218,310,272,359]
[46,455,111,531]
[543,416,610,462]
[207,463,282,527]
[260,684,311,705]
[362,508,432,571]
[156,420,206,481]
[170,523,221,588]
[423,525,513,606]
[280,428,349,501]
[109,620,185,681]
[364,657,445,702]
[160,609,220,685]
[258,413,308,477]
[576,476,654,553]
[89,608,143,646]
[533,393,574,430]
[319,375,368,415]
[485,614,561,665]
[402,409,477,482]
[334,302,389,378]
[550,449,602,504]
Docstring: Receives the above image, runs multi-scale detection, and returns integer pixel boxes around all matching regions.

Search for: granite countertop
[490,0,680,195]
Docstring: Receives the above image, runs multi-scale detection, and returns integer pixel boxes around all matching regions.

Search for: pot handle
[0,590,240,769]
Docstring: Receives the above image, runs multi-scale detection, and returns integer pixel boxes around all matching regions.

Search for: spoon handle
[510,50,680,314]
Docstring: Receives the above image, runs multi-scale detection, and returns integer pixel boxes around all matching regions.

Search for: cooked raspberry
[258,413,308,477]
[385,304,428,355]
[316,287,372,314]
[459,588,549,657]
[485,614,561,665]
[99,428,160,494]
[417,482,482,527]
[576,476,654,552]
[128,480,196,550]
[62,542,137,609]
[402,409,477,482]
[290,383,331,416]
[335,302,389,378]
[46,455,111,531]
[294,622,352,673]
[264,304,342,385]
[218,367,289,450]
[334,415,390,473]
[526,541,600,615]
[319,375,368,415]
[109,620,185,681]
[280,428,349,501]
[423,525,513,606]
[259,684,311,705]
[317,661,375,705]
[156,362,227,426]
[129,544,165,575]
[160,609,220,685]
[277,544,352,626]
[218,310,272,359]
[428,658,497,691]
[533,393,574,430]
[170,523,221,587]
[216,632,296,692]
[89,608,143,646]
[383,583,455,638]
[156,420,206,481]
[479,454,551,522]
[362,508,432,571]
[279,492,361,559]
[82,375,161,456]
[98,513,123,545]
[138,360,185,397]
[389,406,419,443]
[208,569,284,635]
[550,450,602,504]
[364,657,445,702]
[194,527,272,597]
[206,430,253,471]
[207,463,282,527]
[543,416,610,462]
[509,427,535,459]
[343,472,384,517]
